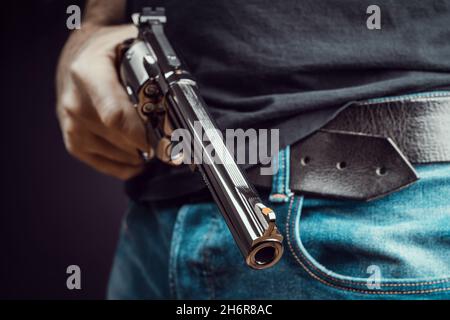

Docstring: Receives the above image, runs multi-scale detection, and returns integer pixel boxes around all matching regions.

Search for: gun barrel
[169,80,283,269]
[117,8,284,269]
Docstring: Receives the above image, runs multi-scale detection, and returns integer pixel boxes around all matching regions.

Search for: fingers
[61,118,143,179]
[67,107,146,158]
[57,24,150,180]
[84,132,143,166]
[77,152,143,180]
[71,60,148,151]
[69,25,148,152]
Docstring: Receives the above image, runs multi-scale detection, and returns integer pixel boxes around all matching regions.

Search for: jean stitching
[270,150,284,201]
[278,149,286,194]
[168,205,191,299]
[270,148,292,202]
[202,208,217,299]
[284,146,293,198]
[286,196,450,294]
[269,152,280,199]
[289,195,450,287]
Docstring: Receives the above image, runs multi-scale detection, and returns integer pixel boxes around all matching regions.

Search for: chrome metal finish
[117,7,284,269]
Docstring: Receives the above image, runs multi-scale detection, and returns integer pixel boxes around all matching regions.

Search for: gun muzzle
[245,204,284,269]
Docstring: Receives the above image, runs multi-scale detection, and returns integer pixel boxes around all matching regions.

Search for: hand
[56,24,150,180]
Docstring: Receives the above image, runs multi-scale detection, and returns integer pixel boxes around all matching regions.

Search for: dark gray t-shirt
[125,0,450,201]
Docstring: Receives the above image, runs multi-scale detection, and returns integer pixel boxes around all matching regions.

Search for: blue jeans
[107,149,450,299]
[108,87,450,300]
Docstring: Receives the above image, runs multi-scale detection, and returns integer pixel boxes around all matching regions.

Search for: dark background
[0,0,128,299]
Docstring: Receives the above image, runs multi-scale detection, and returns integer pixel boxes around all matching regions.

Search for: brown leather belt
[248,93,450,201]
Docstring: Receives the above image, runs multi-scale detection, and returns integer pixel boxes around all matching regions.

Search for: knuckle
[68,51,90,79]
[100,104,126,130]
[129,157,143,166]
[110,169,129,181]
[64,139,79,157]
[68,59,84,79]
[117,172,130,181]
[118,168,139,181]
[63,120,78,139]
[60,98,81,116]
[62,123,82,156]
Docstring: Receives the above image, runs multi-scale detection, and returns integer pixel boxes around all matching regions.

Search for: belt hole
[376,167,387,176]
[300,156,311,166]
[336,161,347,170]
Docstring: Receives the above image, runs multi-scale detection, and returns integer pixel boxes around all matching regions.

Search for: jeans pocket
[286,193,450,297]
[169,201,285,299]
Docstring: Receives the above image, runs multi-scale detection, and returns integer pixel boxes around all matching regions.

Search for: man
[57,0,450,299]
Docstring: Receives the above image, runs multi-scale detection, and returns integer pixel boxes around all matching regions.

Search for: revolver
[116,8,283,269]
